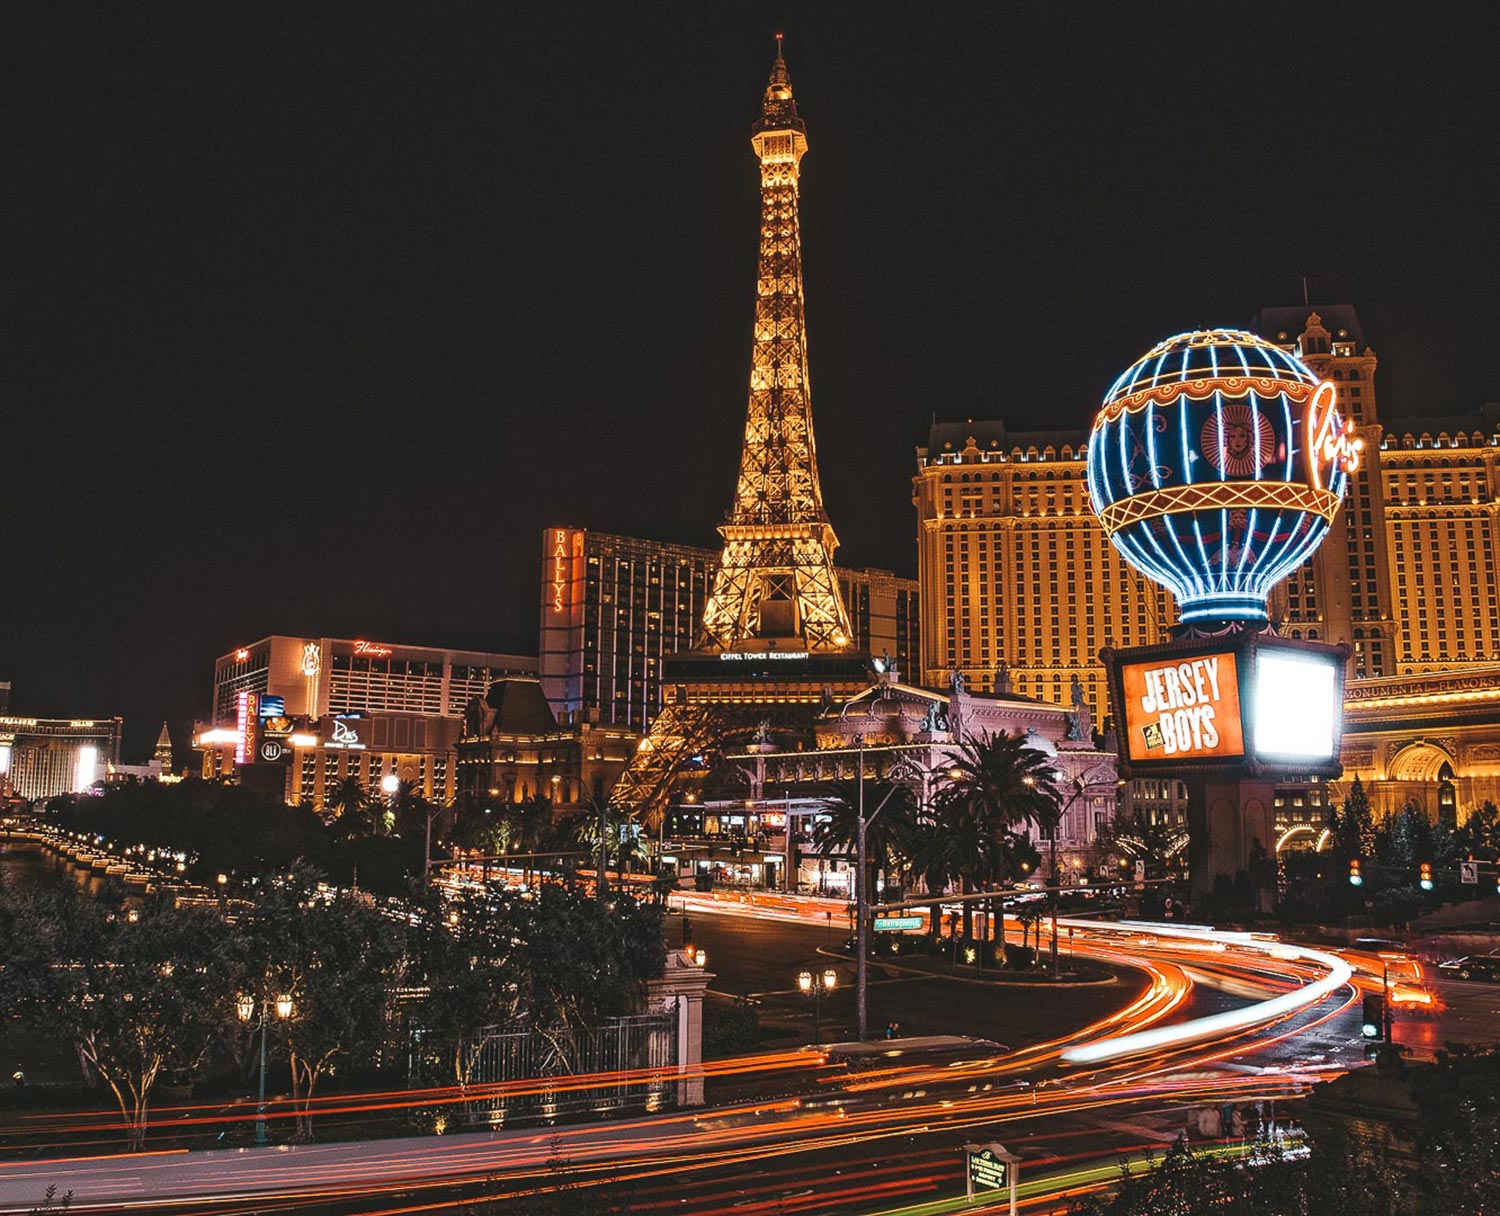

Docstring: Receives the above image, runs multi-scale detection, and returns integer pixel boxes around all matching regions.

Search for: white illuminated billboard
[1253,652,1338,761]
[74,745,98,793]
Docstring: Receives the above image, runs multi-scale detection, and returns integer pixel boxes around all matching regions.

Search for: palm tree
[810,780,918,908]
[509,794,553,888]
[909,820,964,944]
[932,732,1062,948]
[327,775,372,838]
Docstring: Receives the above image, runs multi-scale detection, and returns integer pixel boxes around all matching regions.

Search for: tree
[1094,809,1187,880]
[1332,776,1378,860]
[4,892,235,1151]
[243,879,407,1140]
[931,732,1061,943]
[810,779,918,908]
[1455,800,1500,862]
[327,776,374,837]
[515,886,664,1063]
[47,779,328,881]
[412,889,524,1090]
[1382,800,1435,875]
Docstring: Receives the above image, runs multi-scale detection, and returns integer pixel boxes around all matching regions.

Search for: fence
[411,1012,678,1127]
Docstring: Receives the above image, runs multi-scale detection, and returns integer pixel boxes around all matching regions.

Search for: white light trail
[1061,921,1352,1064]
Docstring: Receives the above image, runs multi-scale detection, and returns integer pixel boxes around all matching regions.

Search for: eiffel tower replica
[612,39,871,826]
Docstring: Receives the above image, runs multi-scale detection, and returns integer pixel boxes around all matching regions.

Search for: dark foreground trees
[0,876,666,1150]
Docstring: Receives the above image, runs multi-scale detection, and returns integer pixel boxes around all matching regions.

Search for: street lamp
[236,990,294,1146]
[797,966,838,1045]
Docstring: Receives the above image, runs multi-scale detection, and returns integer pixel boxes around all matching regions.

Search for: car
[1436,955,1500,982]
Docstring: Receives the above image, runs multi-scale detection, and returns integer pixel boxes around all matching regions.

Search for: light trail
[1061,921,1352,1063]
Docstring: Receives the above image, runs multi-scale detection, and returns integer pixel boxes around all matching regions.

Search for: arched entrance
[1389,742,1456,783]
[1388,742,1459,824]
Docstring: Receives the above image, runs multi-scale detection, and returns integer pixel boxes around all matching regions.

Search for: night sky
[6,5,1498,760]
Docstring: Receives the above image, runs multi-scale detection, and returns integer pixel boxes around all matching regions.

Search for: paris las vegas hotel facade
[916,306,1500,833]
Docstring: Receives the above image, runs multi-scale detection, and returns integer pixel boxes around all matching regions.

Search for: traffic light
[1419,862,1434,891]
[1361,992,1386,1040]
[1348,858,1363,887]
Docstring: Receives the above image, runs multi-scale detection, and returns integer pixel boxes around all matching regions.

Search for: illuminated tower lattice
[698,38,853,654]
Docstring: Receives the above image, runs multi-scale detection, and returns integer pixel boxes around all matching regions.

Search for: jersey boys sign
[1122,653,1245,762]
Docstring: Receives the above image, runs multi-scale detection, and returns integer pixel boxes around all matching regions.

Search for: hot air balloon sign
[1086,329,1357,626]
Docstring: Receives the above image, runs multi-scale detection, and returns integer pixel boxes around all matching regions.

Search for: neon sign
[234,647,250,662]
[324,718,367,750]
[1087,330,1352,625]
[234,691,251,765]
[353,640,393,658]
[551,530,569,613]
[1305,381,1363,488]
[301,642,322,677]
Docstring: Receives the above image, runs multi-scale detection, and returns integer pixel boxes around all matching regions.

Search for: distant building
[210,636,535,727]
[671,669,1120,891]
[198,636,538,812]
[540,527,919,731]
[1253,308,1500,677]
[0,713,122,802]
[105,723,179,785]
[454,677,637,808]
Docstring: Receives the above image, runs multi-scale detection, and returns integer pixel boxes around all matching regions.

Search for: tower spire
[698,40,852,653]
[153,721,173,778]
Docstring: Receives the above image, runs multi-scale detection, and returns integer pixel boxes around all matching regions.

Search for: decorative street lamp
[797,965,838,1046]
[237,990,294,1146]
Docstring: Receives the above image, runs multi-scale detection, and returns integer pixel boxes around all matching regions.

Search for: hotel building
[199,636,537,811]
[912,423,1173,729]
[454,676,637,808]
[915,306,1500,828]
[540,528,919,731]
[0,714,123,802]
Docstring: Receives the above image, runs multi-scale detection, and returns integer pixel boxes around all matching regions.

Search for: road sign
[1461,860,1479,885]
[968,1147,1007,1189]
[873,915,922,932]
[965,1142,1021,1211]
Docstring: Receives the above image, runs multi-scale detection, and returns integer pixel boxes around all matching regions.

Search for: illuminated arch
[1389,741,1457,783]
[1275,824,1316,853]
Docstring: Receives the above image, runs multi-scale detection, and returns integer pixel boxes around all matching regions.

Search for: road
[674,905,1149,1051]
[0,903,1411,1215]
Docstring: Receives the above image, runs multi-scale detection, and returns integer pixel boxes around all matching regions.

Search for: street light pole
[855,740,904,1041]
[1051,778,1086,980]
[238,991,292,1146]
[255,1002,268,1146]
[856,742,867,1042]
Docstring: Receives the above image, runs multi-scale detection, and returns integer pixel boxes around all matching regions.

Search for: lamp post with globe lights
[797,966,838,1046]
[236,990,294,1146]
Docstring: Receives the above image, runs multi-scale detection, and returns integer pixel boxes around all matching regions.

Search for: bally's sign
[1121,653,1245,762]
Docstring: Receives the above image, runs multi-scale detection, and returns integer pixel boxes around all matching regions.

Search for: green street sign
[873,915,923,931]
[964,1141,1020,1207]
[968,1147,1008,1190]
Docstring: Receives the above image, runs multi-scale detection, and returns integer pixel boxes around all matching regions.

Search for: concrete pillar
[646,949,713,1107]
